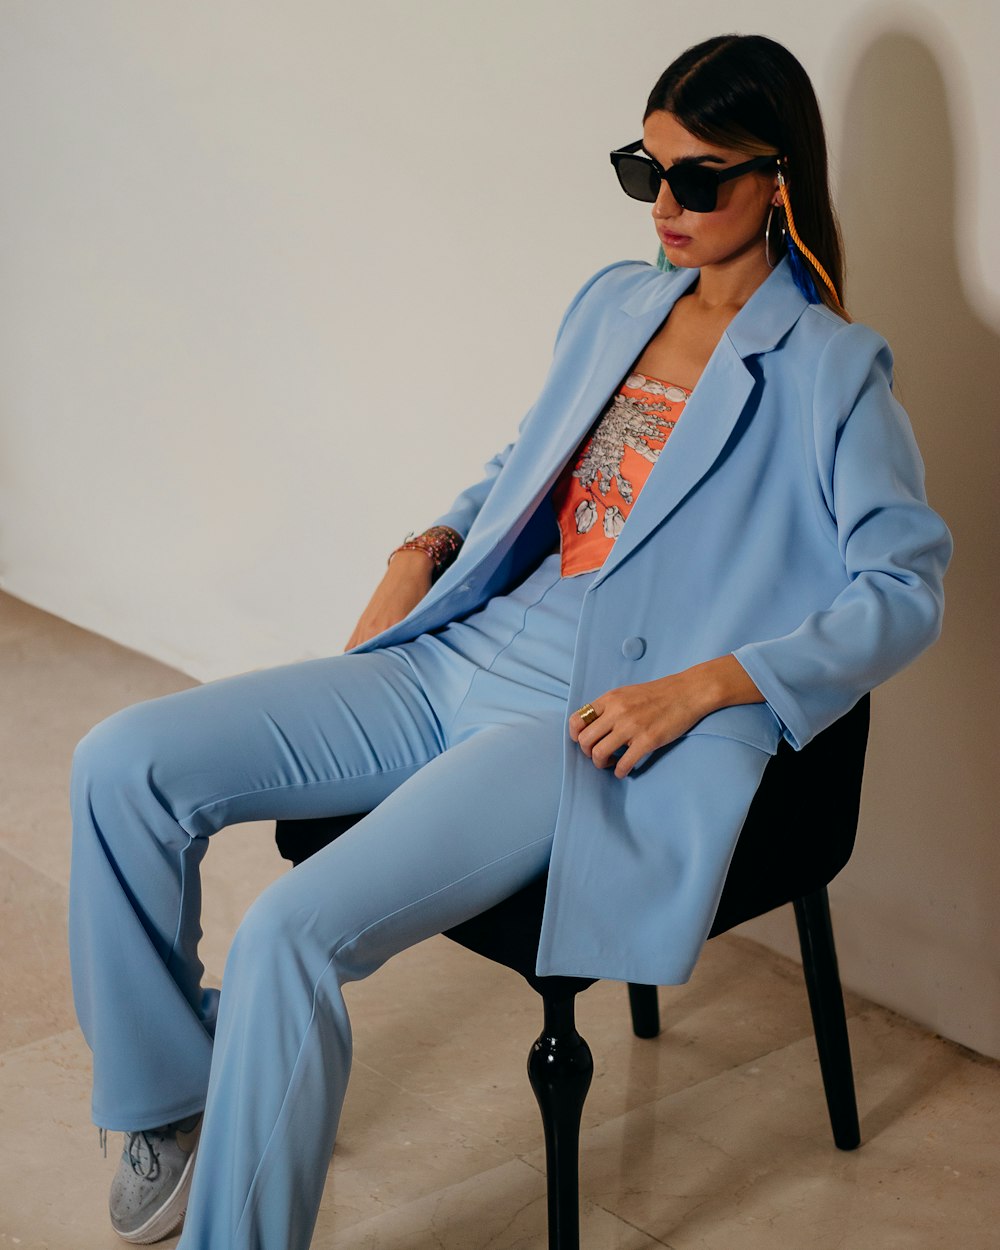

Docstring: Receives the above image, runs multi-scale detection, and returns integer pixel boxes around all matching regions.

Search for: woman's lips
[659,229,691,246]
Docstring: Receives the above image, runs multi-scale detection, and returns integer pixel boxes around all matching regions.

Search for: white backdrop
[2,1,997,1057]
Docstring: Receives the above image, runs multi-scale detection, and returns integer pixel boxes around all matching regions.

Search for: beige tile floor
[0,588,997,1249]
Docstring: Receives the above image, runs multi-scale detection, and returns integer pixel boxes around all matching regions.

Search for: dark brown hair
[645,34,847,317]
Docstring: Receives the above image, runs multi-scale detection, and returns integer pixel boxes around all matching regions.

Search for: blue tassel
[655,243,677,272]
[784,235,822,304]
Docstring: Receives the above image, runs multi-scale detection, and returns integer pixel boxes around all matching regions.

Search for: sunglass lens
[666,166,716,213]
[616,156,659,203]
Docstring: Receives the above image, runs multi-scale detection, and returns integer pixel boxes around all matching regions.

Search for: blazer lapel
[591,257,809,587]
[439,257,808,594]
[589,332,754,586]
[455,264,701,567]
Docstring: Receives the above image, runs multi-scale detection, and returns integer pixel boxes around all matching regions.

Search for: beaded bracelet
[388,525,463,580]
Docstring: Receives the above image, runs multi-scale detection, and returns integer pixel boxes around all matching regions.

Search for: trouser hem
[94,1094,207,1134]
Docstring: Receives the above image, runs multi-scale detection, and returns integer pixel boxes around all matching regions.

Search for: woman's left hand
[568,657,764,778]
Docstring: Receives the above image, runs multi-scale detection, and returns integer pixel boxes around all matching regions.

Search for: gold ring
[577,702,599,727]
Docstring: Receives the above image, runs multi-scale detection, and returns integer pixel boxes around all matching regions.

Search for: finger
[589,724,632,769]
[576,696,629,754]
[575,716,612,757]
[345,623,372,651]
[580,703,633,758]
[613,740,649,778]
[568,700,604,742]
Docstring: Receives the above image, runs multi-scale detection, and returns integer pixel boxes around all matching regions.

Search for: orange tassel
[777,170,844,311]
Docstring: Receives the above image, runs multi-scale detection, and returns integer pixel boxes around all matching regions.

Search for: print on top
[551,371,691,577]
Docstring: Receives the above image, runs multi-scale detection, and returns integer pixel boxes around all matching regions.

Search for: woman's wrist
[687,655,765,718]
[386,548,435,579]
[388,526,463,580]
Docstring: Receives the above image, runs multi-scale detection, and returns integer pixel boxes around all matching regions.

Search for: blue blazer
[351,255,953,985]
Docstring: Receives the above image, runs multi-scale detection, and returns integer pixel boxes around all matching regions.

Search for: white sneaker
[108,1113,202,1244]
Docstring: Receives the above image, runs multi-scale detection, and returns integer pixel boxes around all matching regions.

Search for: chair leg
[527,992,594,1250]
[793,888,861,1151]
[627,983,660,1038]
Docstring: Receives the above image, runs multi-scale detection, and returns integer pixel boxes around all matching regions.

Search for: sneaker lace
[124,1129,162,1181]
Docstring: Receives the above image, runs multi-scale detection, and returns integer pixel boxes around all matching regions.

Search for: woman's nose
[652,177,681,218]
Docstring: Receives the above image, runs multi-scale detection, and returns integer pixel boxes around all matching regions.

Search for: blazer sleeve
[428,260,631,538]
[732,322,953,751]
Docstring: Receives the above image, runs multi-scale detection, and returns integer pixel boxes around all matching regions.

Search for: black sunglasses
[610,140,778,213]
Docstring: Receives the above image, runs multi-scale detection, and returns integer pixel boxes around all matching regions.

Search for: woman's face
[642,110,780,273]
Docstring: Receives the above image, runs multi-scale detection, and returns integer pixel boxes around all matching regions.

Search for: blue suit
[352,254,952,983]
[68,254,951,1248]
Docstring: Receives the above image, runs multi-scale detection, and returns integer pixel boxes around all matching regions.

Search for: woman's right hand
[344,550,434,651]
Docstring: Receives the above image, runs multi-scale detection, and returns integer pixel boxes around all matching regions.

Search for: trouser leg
[68,647,451,1130]
[176,715,565,1250]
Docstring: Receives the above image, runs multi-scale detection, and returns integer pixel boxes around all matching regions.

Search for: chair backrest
[708,692,869,936]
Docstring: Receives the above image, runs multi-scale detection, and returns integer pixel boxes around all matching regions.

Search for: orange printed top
[551,371,691,576]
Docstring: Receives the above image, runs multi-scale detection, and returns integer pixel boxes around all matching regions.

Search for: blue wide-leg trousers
[68,553,592,1249]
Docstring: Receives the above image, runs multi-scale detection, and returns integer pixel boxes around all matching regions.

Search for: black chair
[275,693,869,1250]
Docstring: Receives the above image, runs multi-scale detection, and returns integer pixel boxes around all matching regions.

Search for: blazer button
[621,636,646,661]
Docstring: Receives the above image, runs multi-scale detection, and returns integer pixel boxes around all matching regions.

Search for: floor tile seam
[516,1155,675,1247]
[587,1201,675,1248]
[741,1028,861,1078]
[704,1029,816,1069]
[668,996,873,1058]
[0,1023,82,1062]
[0,837,70,894]
[348,1055,522,1160]
[319,1154,547,1237]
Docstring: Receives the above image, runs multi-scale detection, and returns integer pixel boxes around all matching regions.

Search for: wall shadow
[831,25,998,1053]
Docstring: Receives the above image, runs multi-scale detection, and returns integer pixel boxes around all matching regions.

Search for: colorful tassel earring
[776,167,845,312]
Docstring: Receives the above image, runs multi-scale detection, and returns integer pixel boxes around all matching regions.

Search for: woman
[69,33,952,1248]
